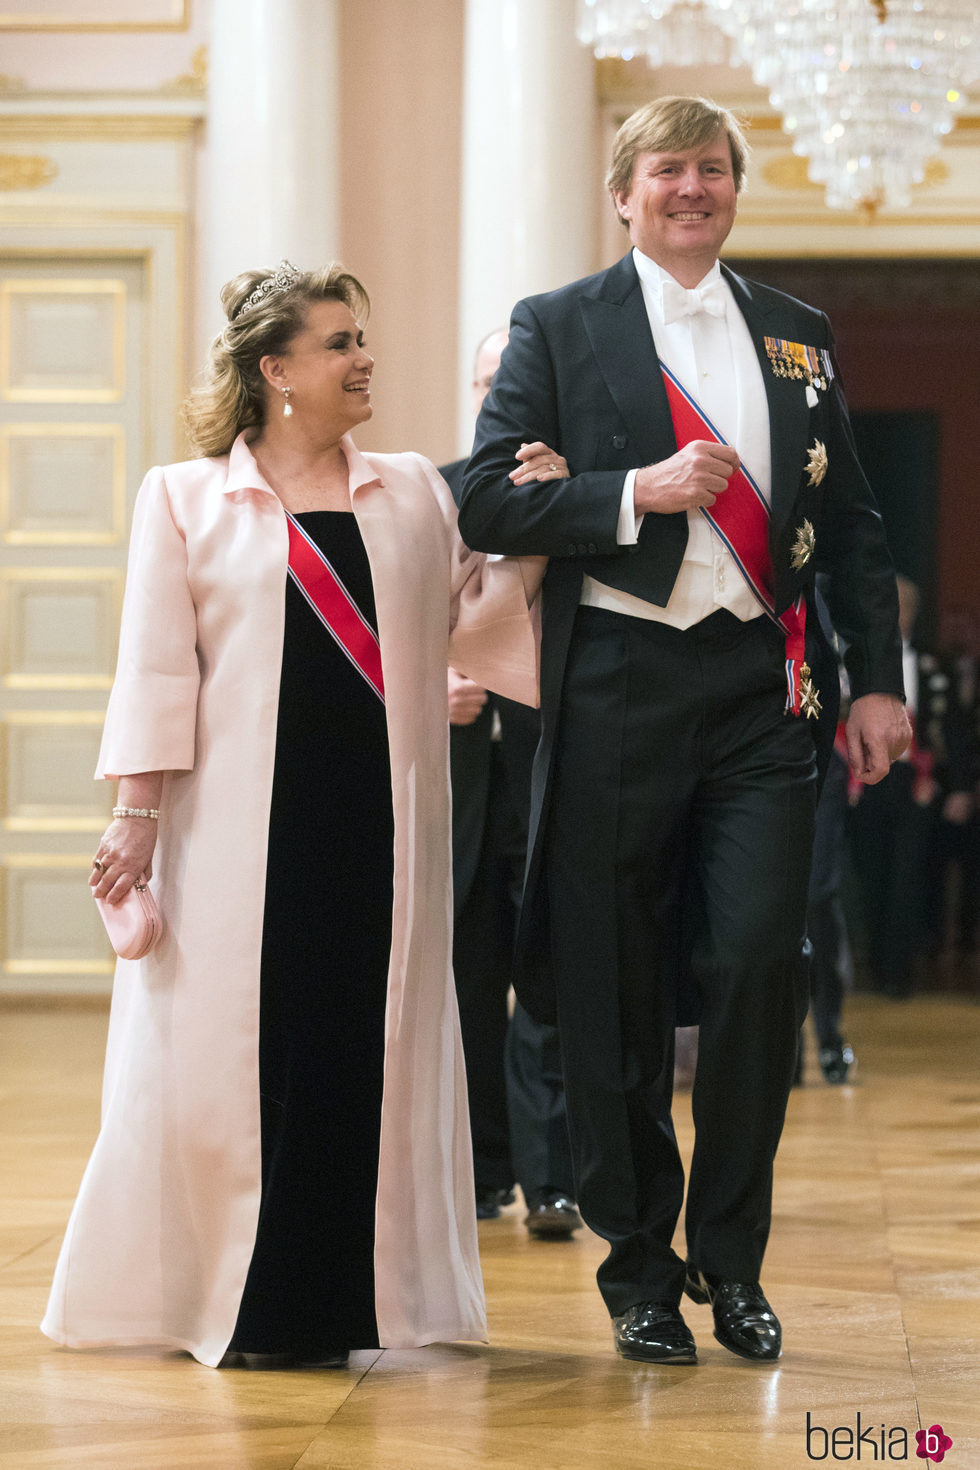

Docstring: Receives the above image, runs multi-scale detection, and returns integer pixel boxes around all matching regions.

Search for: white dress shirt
[581,248,772,629]
[897,639,918,761]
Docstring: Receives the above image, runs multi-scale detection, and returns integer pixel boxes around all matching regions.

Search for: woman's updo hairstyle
[183,262,369,458]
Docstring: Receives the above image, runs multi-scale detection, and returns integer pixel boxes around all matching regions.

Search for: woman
[41,262,562,1369]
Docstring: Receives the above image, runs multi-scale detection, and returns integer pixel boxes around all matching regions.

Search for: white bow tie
[661,277,727,326]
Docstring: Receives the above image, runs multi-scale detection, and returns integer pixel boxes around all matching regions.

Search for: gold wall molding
[2,711,110,833]
[763,154,950,193]
[0,153,57,191]
[0,1,189,30]
[1,277,126,404]
[161,43,207,97]
[4,960,114,975]
[727,220,980,251]
[2,565,122,690]
[1,421,126,545]
[0,208,187,230]
[0,117,200,143]
[1,853,115,976]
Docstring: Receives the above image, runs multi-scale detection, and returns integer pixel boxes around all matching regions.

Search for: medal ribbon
[659,362,807,714]
[285,512,385,703]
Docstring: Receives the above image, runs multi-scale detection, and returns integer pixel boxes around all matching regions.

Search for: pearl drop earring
[282,385,293,418]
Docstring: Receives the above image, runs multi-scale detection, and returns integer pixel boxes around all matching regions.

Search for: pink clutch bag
[95,875,163,960]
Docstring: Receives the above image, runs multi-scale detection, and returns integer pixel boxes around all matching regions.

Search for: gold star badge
[799,663,822,720]
[805,439,828,488]
[790,518,816,572]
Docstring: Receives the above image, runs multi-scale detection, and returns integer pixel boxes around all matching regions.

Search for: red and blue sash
[659,362,808,715]
[285,512,385,704]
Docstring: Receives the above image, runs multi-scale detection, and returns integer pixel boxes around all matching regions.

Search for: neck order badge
[659,361,817,718]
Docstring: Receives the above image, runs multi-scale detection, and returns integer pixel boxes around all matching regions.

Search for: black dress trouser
[807,747,851,1049]
[453,703,575,1200]
[545,606,817,1315]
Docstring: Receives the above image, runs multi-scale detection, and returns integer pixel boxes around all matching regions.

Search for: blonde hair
[183,264,370,458]
[606,96,749,225]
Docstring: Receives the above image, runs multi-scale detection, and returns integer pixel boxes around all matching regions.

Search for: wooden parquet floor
[1,993,978,1470]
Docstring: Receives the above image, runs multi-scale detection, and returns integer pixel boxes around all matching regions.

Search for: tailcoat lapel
[723,265,809,553]
[579,254,679,470]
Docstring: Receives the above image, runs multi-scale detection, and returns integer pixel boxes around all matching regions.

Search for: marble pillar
[457,0,597,450]
[202,0,339,345]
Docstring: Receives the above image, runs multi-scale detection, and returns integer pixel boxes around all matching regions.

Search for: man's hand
[845,693,912,786]
[449,667,488,726]
[634,440,740,516]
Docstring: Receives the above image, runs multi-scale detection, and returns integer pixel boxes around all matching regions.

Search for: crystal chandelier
[706,0,979,211]
[576,0,979,213]
[577,0,729,68]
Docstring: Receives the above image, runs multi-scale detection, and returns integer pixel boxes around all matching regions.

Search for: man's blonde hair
[606,96,749,224]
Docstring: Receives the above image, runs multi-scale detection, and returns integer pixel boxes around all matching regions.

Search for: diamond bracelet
[112,806,160,820]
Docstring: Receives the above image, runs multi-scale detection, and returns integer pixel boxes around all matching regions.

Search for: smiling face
[613,128,738,286]
[262,297,374,438]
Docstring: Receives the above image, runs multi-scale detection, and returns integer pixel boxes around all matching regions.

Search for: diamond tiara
[232,260,302,320]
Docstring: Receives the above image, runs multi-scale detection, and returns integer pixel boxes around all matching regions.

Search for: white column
[457,0,597,451]
[201,0,340,348]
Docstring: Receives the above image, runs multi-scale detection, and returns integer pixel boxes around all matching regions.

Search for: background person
[797,592,857,1085]
[848,576,967,998]
[443,329,581,1239]
[42,262,542,1370]
[460,96,909,1366]
[921,603,979,973]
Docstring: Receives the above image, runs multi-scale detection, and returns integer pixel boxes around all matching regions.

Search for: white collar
[632,248,723,312]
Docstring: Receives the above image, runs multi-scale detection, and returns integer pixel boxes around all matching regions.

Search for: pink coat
[42,433,539,1366]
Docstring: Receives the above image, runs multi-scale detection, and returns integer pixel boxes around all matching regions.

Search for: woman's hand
[90,768,163,903]
[90,816,158,904]
[509,442,569,485]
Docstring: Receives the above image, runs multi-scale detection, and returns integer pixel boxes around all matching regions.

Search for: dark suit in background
[442,457,575,1215]
[851,634,975,997]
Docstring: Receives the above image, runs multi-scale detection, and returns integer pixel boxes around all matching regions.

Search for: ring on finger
[92,858,106,872]
[548,462,558,472]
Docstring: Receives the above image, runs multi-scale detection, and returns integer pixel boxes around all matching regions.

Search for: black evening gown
[228,511,393,1356]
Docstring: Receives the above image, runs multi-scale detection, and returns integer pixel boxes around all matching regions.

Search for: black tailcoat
[458,252,903,1022]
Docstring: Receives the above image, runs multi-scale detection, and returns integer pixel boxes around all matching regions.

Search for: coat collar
[580,253,678,470]
[221,431,383,502]
[340,434,385,497]
[223,431,276,496]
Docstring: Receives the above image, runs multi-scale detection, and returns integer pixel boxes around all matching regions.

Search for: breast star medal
[790,518,816,571]
[805,439,828,487]
[799,662,822,720]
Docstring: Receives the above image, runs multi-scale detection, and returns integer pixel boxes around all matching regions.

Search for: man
[442,332,581,1239]
[924,605,980,965]
[802,593,856,1084]
[850,577,973,997]
[459,96,909,1365]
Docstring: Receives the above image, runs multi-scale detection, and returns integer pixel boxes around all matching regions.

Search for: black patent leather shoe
[684,1267,781,1361]
[819,1042,855,1084]
[612,1301,698,1364]
[476,1188,514,1219]
[524,1189,583,1239]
